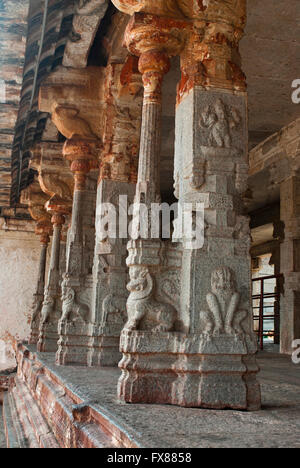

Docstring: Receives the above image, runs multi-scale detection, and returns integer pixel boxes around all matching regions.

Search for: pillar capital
[45,195,70,226]
[177,1,247,98]
[138,50,171,102]
[63,136,101,191]
[35,219,53,245]
[124,13,186,59]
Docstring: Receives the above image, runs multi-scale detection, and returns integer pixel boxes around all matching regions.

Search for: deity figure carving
[60,276,90,323]
[199,99,241,148]
[200,267,247,335]
[125,267,177,332]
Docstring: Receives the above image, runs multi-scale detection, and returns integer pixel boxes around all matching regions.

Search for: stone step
[3,378,59,449]
[2,391,29,448]
[4,373,115,448]
[14,345,121,448]
[13,378,59,448]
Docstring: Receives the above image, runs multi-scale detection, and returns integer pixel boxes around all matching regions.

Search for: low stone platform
[3,343,300,448]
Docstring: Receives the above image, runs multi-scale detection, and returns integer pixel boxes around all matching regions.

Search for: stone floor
[23,346,300,448]
[0,408,6,449]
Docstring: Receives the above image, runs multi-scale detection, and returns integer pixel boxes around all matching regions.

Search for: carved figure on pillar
[125,267,177,332]
[200,267,247,336]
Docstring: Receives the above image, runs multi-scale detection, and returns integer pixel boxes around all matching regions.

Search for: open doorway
[252,254,282,352]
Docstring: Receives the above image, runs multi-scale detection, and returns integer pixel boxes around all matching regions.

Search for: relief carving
[200,267,247,335]
[60,275,90,323]
[125,267,177,332]
[40,293,56,325]
[31,295,44,324]
[102,294,127,326]
[52,106,97,140]
[199,99,241,149]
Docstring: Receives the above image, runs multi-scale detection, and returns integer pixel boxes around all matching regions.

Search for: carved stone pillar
[172,0,260,409]
[280,175,300,354]
[114,0,261,410]
[89,58,143,366]
[56,137,99,366]
[108,8,184,405]
[20,179,53,345]
[38,202,68,353]
[38,66,104,366]
[29,222,52,344]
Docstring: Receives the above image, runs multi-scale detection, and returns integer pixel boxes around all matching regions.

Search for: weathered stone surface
[118,330,260,410]
[6,344,300,448]
[0,226,41,370]
[280,176,300,354]
[63,0,109,69]
[0,0,29,206]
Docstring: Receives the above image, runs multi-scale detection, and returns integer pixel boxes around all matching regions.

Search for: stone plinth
[37,323,60,353]
[56,321,94,366]
[118,330,260,410]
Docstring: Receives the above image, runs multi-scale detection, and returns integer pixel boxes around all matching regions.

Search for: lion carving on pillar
[60,275,89,323]
[124,266,177,332]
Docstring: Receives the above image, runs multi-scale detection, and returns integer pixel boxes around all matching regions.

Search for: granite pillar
[88,60,143,366]
[56,137,99,366]
[280,176,300,354]
[29,227,51,344]
[114,3,261,410]
[38,207,67,353]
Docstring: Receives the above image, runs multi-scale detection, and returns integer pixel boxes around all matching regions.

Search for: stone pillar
[172,1,260,410]
[270,219,284,346]
[20,177,53,345]
[29,224,52,344]
[280,176,300,354]
[114,1,261,410]
[56,136,99,366]
[111,12,184,405]
[89,59,143,367]
[38,203,68,353]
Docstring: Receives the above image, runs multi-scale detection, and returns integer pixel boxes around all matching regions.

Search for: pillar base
[29,321,39,345]
[118,331,261,411]
[89,335,122,367]
[56,321,93,366]
[37,323,59,353]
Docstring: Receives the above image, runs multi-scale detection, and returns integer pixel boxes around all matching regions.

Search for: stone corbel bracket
[30,142,74,213]
[112,0,246,25]
[21,178,52,239]
[63,0,109,69]
[111,0,186,18]
[39,66,106,145]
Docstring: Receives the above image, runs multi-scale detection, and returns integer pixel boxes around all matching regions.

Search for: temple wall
[0,218,41,370]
